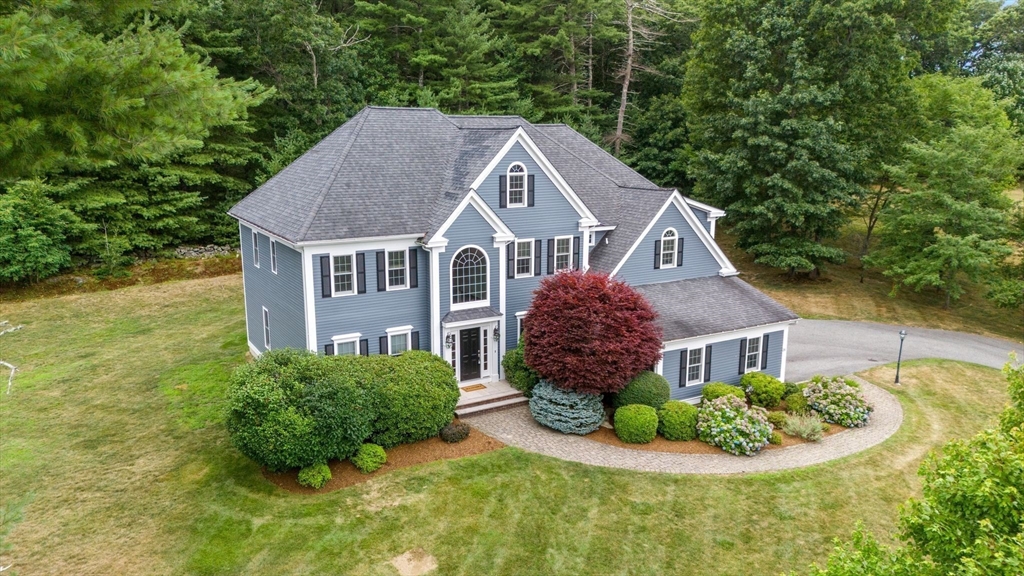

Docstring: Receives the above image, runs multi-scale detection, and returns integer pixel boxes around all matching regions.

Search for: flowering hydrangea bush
[697,395,771,456]
[803,375,873,427]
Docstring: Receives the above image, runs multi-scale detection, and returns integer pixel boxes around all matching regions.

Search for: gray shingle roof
[442,307,503,324]
[635,276,799,341]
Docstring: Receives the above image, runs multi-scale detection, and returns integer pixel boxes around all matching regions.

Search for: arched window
[661,229,677,268]
[507,163,526,206]
[452,247,488,305]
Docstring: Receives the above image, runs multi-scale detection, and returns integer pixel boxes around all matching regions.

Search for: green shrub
[701,382,745,403]
[741,372,786,408]
[783,381,803,397]
[657,401,698,441]
[297,463,331,489]
[502,339,539,397]
[785,392,809,415]
[226,349,373,471]
[529,380,605,435]
[697,395,772,456]
[804,375,873,427]
[612,371,671,409]
[351,443,387,473]
[769,431,783,445]
[767,411,788,429]
[439,421,470,443]
[614,404,659,444]
[783,413,825,441]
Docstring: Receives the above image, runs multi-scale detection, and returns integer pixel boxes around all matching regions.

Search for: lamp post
[895,330,907,385]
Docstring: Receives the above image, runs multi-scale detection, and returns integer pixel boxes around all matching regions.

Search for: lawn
[0,276,1011,575]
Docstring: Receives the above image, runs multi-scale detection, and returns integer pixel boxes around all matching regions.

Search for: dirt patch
[390,548,438,576]
[585,422,845,454]
[264,426,504,494]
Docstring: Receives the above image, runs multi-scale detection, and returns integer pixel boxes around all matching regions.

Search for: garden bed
[264,427,504,494]
[585,421,845,454]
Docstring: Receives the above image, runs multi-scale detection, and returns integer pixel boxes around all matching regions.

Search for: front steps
[456,391,528,417]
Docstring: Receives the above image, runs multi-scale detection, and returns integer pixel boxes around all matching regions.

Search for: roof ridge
[296,108,371,241]
[524,124,637,190]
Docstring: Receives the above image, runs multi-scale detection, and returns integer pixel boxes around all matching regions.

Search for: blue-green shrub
[528,380,605,435]
[612,371,671,409]
[351,443,387,473]
[502,338,540,397]
[804,375,872,427]
[697,395,772,456]
[741,372,786,408]
[701,382,746,403]
[657,401,698,441]
[614,404,659,443]
[297,463,331,489]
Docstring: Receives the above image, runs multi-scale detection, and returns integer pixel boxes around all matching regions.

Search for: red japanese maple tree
[523,270,662,395]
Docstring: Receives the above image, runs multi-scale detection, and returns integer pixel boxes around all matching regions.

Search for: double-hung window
[554,236,572,271]
[387,250,407,289]
[507,163,526,206]
[332,254,354,295]
[746,335,762,372]
[332,333,360,356]
[389,331,409,355]
[515,240,533,277]
[661,229,677,268]
[686,348,703,384]
[252,231,260,267]
[269,240,278,273]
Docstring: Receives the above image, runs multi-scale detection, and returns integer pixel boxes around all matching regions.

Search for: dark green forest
[1,0,1022,308]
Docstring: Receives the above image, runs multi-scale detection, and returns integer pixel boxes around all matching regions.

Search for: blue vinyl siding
[689,207,713,234]
[616,202,722,285]
[439,205,501,318]
[312,246,431,355]
[478,143,584,350]
[240,224,306,352]
[666,329,786,401]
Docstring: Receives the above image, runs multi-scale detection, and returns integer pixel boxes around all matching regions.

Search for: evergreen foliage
[528,380,605,435]
[611,371,670,409]
[657,401,698,441]
[502,338,540,397]
[613,404,659,444]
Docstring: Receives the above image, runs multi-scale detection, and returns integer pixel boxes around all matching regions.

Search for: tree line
[1,0,1022,310]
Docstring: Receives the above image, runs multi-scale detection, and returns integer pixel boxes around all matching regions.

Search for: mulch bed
[585,422,845,454]
[264,425,504,494]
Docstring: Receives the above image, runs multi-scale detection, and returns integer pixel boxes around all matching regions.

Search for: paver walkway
[465,376,901,474]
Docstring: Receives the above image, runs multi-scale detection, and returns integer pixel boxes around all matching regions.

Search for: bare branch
[328,25,370,52]
[1,321,23,394]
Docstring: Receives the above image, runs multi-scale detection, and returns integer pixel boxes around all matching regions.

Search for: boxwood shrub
[697,395,772,456]
[701,382,745,403]
[769,431,783,445]
[351,443,387,473]
[297,463,332,489]
[785,392,809,415]
[528,380,605,435]
[612,371,671,409]
[741,372,785,408]
[614,404,659,443]
[657,401,698,441]
[803,375,873,427]
[502,338,540,397]
[439,421,470,443]
[766,411,788,430]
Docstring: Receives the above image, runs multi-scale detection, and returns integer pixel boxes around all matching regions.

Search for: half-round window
[452,247,488,305]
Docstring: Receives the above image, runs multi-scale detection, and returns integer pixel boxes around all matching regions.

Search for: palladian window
[452,247,488,305]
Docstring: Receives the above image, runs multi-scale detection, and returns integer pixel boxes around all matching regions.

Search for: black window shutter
[738,338,747,375]
[533,239,541,276]
[379,336,388,355]
[507,242,515,278]
[324,343,334,355]
[761,334,770,370]
[547,239,555,274]
[319,255,332,297]
[678,349,687,388]
[654,239,662,269]
[704,344,713,382]
[677,238,684,269]
[527,175,535,207]
[499,175,507,208]
[409,247,418,288]
[411,331,420,350]
[356,253,366,294]
[572,236,581,270]
[376,251,386,291]
[359,339,368,356]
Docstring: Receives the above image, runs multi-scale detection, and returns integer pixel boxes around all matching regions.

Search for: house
[228,107,798,406]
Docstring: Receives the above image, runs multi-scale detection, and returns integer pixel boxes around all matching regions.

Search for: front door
[459,328,481,381]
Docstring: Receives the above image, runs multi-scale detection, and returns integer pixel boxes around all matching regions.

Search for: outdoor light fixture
[445,333,456,350]
[895,329,907,385]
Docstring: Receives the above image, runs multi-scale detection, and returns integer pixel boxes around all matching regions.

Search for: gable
[427,190,514,248]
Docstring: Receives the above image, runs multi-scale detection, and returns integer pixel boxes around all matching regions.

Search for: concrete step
[457,391,524,410]
[457,395,529,417]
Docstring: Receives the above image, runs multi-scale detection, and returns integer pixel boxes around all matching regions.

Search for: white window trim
[506,162,528,208]
[269,239,278,274]
[661,228,678,269]
[386,325,413,356]
[553,235,574,272]
[515,311,527,341]
[262,306,271,349]
[386,249,409,291]
[744,334,765,374]
[331,332,362,355]
[330,252,356,297]
[514,238,534,279]
[450,245,491,311]
[252,231,260,268]
[685,346,703,385]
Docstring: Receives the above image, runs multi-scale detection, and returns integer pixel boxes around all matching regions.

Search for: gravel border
[464,376,902,474]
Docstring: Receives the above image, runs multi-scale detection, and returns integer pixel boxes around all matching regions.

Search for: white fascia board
[661,319,798,351]
[442,316,502,329]
[469,128,598,224]
[428,190,514,248]
[296,233,423,247]
[306,237,420,255]
[684,197,726,218]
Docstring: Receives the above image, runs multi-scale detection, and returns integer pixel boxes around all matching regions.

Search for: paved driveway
[787,319,1023,382]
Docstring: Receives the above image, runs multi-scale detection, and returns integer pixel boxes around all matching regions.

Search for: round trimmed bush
[767,411,788,429]
[657,401,698,441]
[614,404,658,444]
[612,371,671,409]
[769,431,783,445]
[502,338,539,397]
[697,395,772,456]
[528,380,605,435]
[741,372,785,408]
[804,375,873,427]
[783,381,803,397]
[785,392,809,414]
[439,421,470,443]
[701,382,745,403]
[297,463,331,489]
[351,443,387,473]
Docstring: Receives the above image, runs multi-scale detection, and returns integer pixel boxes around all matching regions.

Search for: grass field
[0,276,1012,575]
